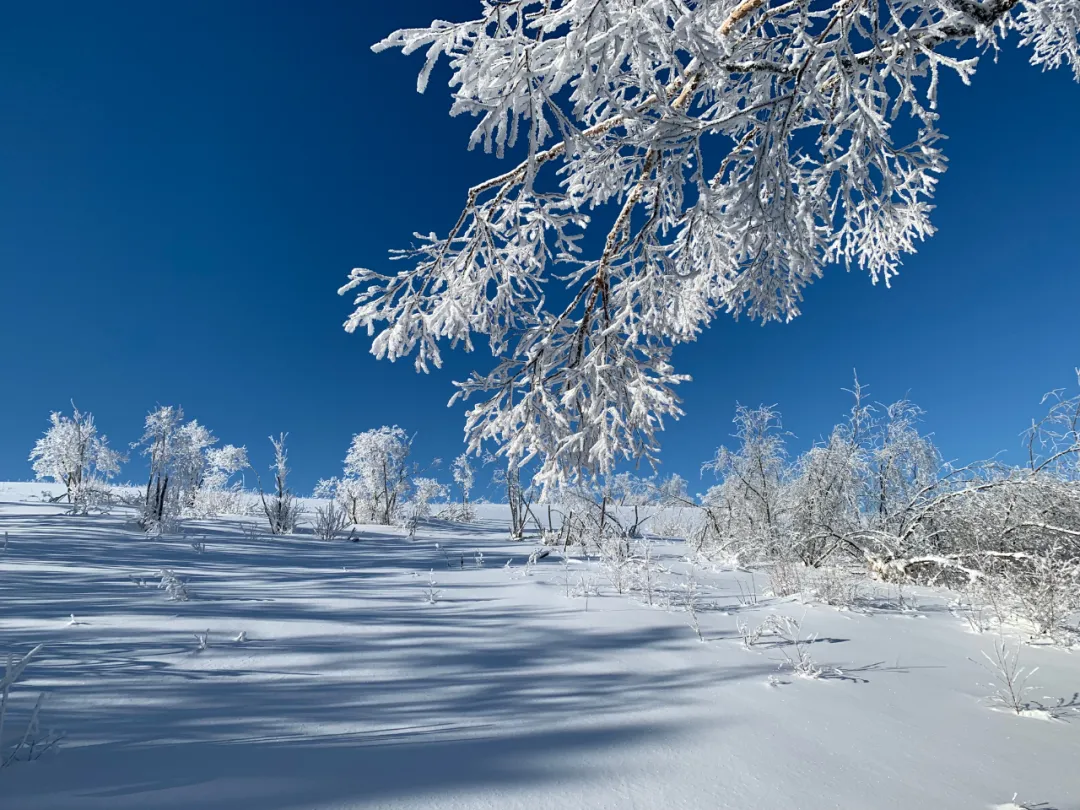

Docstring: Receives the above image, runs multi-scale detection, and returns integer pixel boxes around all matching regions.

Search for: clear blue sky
[1,1,1078,496]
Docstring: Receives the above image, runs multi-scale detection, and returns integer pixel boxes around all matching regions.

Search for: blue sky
[1,1,1078,496]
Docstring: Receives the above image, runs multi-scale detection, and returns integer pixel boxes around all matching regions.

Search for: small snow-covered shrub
[737,614,785,650]
[679,569,706,642]
[572,572,601,611]
[313,500,349,541]
[650,510,705,551]
[68,478,116,516]
[424,570,441,604]
[157,569,190,601]
[410,477,447,520]
[769,615,831,679]
[735,574,761,607]
[999,550,1080,641]
[736,618,765,650]
[954,547,1080,643]
[970,638,1041,715]
[599,531,634,594]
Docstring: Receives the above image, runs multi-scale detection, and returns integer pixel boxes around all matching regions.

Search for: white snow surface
[1,482,1078,809]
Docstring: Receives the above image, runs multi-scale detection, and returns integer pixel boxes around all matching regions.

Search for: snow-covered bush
[156,569,190,601]
[809,567,863,608]
[970,638,1042,715]
[678,570,706,642]
[599,530,635,595]
[313,500,349,541]
[29,406,122,512]
[767,560,804,598]
[677,371,1080,643]
[190,444,250,517]
[772,615,830,680]
[314,476,369,526]
[410,477,447,519]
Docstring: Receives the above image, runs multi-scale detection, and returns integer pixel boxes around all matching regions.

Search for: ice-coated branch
[346,0,1080,488]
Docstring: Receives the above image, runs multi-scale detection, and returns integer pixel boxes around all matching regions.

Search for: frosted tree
[258,433,303,534]
[343,427,415,525]
[494,459,534,539]
[452,453,476,512]
[134,406,216,529]
[132,407,239,526]
[702,404,790,559]
[344,0,1080,487]
[411,476,448,518]
[29,406,122,507]
[174,421,218,510]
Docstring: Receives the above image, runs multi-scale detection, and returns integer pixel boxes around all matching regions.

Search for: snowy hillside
[1,483,1078,809]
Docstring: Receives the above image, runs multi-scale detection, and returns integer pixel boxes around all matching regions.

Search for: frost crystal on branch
[344,0,1080,487]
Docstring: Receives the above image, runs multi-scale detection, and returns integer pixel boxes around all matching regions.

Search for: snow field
[1,488,1078,809]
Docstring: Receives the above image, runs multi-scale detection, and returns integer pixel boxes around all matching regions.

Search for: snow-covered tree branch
[344,0,1080,487]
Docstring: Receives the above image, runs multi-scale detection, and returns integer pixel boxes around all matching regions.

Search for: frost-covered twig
[1,644,54,770]
[680,569,706,642]
[970,637,1041,715]
[425,570,441,604]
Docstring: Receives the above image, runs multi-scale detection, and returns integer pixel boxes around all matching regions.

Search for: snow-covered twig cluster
[156,569,191,602]
[970,637,1041,715]
[313,499,349,541]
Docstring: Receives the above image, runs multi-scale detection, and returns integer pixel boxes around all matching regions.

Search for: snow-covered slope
[1,486,1077,809]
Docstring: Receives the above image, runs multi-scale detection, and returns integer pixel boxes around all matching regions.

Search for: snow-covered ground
[1,482,1078,809]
